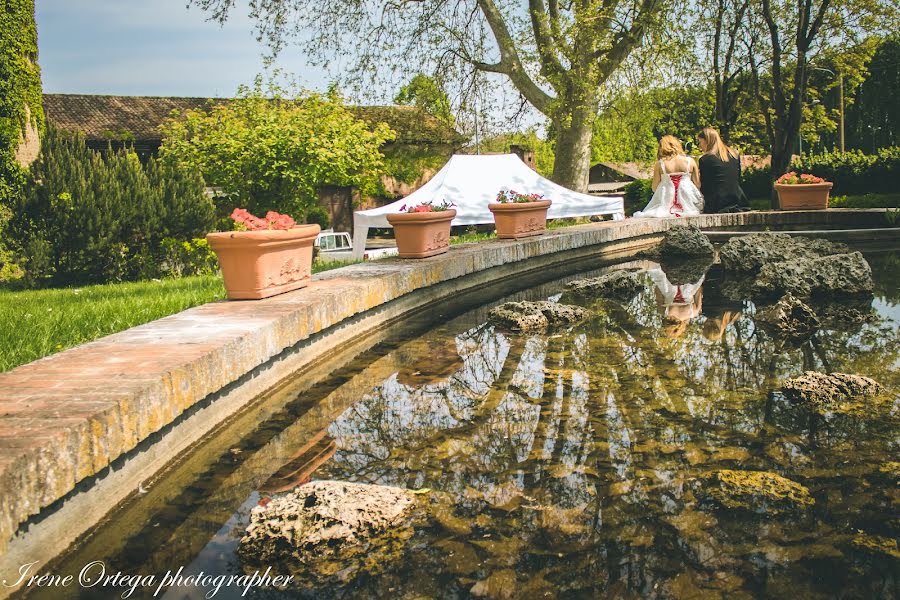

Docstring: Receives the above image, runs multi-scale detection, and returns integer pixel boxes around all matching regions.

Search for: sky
[35,0,329,97]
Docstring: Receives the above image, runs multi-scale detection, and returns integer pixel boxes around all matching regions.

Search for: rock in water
[239,481,417,582]
[564,270,645,300]
[700,470,814,513]
[755,294,820,341]
[488,301,590,332]
[751,251,874,301]
[719,233,849,273]
[781,371,883,413]
[659,225,715,257]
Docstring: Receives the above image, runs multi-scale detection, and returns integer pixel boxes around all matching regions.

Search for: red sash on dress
[669,174,683,218]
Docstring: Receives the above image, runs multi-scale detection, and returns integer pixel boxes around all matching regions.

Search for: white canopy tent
[352,154,625,258]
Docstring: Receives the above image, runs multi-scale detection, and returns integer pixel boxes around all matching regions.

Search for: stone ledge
[0,209,893,556]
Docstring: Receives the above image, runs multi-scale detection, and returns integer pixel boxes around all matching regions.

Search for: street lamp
[810,66,845,153]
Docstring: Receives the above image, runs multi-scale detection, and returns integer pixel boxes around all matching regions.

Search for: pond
[25,248,899,600]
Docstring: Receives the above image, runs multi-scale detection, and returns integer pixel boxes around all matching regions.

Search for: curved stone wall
[0,209,894,592]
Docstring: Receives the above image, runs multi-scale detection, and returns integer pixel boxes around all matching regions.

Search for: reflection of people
[697,127,749,213]
[702,310,742,341]
[647,266,704,337]
[698,263,745,341]
[634,136,703,218]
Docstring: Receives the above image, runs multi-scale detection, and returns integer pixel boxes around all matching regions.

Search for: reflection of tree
[313,261,898,597]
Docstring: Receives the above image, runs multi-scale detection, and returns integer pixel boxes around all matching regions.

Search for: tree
[159,79,395,219]
[698,0,752,142]
[745,0,896,198]
[192,0,668,193]
[845,35,900,150]
[10,128,215,285]
[395,74,456,128]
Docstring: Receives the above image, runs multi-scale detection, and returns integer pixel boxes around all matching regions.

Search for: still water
[26,250,899,600]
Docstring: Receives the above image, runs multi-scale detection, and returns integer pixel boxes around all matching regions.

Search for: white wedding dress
[634,157,704,218]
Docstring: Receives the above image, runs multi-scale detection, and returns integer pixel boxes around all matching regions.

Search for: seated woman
[697,127,750,213]
[634,135,703,218]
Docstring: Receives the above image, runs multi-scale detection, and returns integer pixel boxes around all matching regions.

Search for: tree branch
[476,0,555,114]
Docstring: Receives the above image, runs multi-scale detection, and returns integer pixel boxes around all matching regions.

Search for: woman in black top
[697,127,749,213]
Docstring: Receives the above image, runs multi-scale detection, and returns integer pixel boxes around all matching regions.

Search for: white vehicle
[314,230,398,262]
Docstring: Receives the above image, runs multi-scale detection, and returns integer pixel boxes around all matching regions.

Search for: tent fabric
[352,154,625,258]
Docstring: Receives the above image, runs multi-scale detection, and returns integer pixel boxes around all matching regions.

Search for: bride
[634,135,703,218]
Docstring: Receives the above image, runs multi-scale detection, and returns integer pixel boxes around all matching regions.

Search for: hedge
[742,148,900,198]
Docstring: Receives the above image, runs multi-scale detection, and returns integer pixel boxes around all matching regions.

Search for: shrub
[741,148,900,198]
[624,179,653,215]
[159,78,394,220]
[10,128,216,286]
[159,237,219,277]
[741,166,774,200]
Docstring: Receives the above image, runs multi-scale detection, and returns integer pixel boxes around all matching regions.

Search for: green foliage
[846,35,900,151]
[592,85,766,163]
[380,145,452,190]
[0,1,43,281]
[394,74,455,128]
[829,193,900,209]
[0,0,44,153]
[303,206,331,229]
[741,148,900,198]
[0,275,226,372]
[624,179,653,216]
[159,238,219,277]
[741,167,774,201]
[159,78,395,219]
[10,128,215,286]
[476,130,556,178]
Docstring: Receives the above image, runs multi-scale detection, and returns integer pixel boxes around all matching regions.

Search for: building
[42,93,466,232]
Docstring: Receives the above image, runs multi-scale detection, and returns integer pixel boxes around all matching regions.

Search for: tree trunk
[551,103,596,193]
[769,135,795,208]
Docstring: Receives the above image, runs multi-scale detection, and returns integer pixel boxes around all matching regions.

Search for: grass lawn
[0,259,362,372]
[0,275,226,372]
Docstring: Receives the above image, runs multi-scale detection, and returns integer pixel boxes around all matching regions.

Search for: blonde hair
[657,135,685,160]
[698,127,736,162]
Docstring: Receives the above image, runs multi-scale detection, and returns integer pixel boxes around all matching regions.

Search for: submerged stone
[755,294,820,342]
[563,270,645,301]
[488,301,590,332]
[751,251,874,301]
[719,233,848,273]
[781,371,883,414]
[238,480,416,583]
[470,569,518,599]
[700,469,814,513]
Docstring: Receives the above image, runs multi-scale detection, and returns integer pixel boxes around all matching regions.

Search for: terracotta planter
[386,209,456,258]
[489,200,552,239]
[775,182,833,210]
[207,224,320,300]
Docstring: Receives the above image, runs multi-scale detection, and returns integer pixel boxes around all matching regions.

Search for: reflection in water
[25,252,899,600]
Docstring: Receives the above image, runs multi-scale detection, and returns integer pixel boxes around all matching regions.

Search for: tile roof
[42,93,466,145]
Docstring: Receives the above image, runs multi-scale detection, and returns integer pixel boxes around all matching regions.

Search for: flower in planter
[397,199,455,213]
[776,172,826,185]
[230,208,297,231]
[495,189,545,203]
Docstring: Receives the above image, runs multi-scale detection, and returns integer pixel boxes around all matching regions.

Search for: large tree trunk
[551,103,596,193]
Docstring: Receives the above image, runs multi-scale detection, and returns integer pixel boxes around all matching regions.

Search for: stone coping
[0,209,893,557]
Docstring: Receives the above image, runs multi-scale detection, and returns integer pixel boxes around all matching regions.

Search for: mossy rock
[562,270,646,302]
[700,469,814,513]
[488,301,590,332]
[781,371,884,415]
[850,533,900,559]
